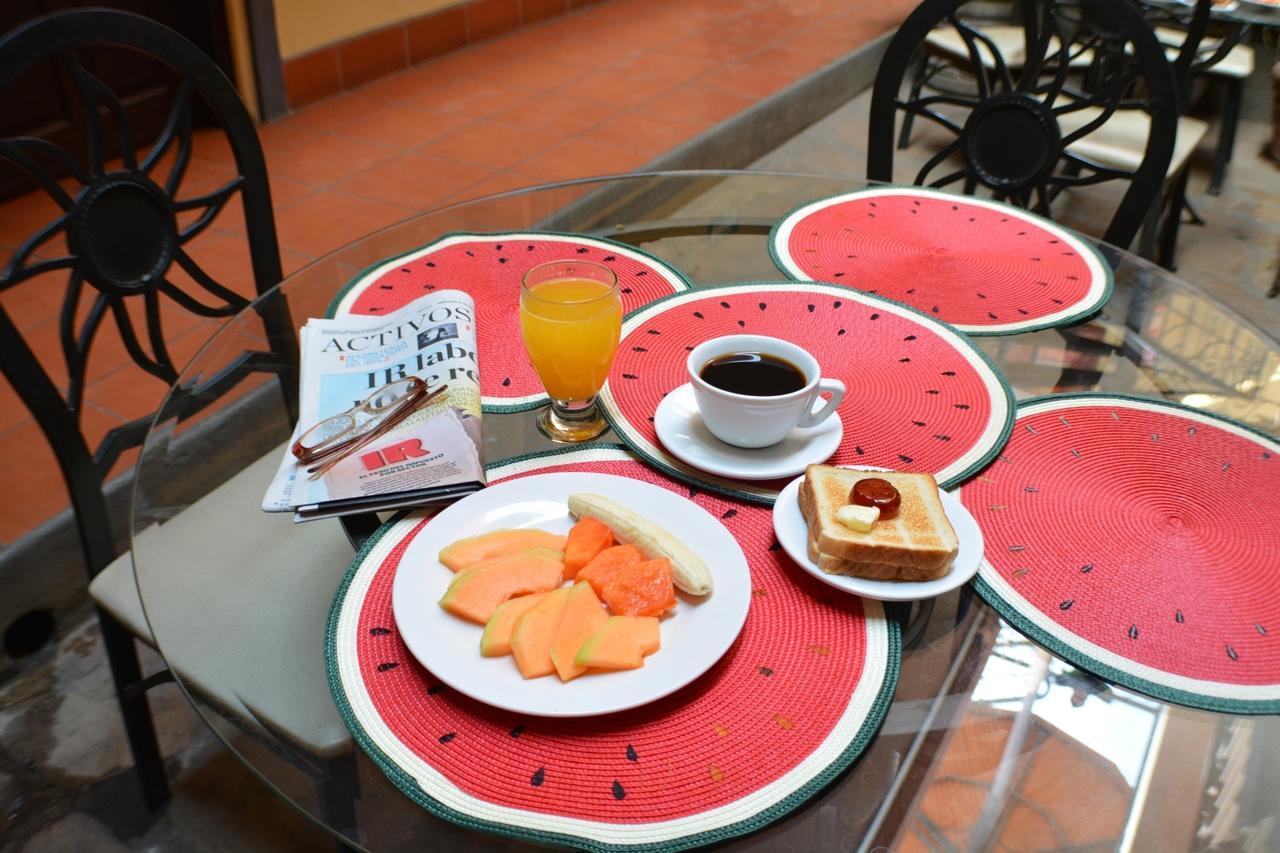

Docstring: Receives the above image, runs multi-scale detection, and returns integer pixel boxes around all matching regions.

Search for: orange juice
[520,276,622,401]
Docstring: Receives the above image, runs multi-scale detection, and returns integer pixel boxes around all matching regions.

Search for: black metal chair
[869,0,1184,252]
[0,9,345,813]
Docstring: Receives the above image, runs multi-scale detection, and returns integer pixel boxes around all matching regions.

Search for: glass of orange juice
[520,260,622,442]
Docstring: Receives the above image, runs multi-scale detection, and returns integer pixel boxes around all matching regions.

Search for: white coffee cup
[687,335,846,449]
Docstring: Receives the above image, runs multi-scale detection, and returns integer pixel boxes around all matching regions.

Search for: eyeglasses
[291,377,446,479]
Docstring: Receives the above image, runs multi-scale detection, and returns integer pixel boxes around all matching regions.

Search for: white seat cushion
[89,446,356,758]
[1057,109,1210,177]
[1151,27,1254,78]
[926,25,1090,69]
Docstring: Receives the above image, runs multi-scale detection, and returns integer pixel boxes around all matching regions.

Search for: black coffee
[699,352,807,396]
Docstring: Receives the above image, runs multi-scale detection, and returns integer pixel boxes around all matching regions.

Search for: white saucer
[654,383,843,481]
[771,467,984,602]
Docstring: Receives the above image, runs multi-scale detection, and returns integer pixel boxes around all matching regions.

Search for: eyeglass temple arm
[306,384,448,480]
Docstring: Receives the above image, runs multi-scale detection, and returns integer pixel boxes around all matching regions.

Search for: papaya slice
[438,548,564,624]
[602,558,677,618]
[574,616,661,670]
[439,529,567,571]
[480,592,550,657]
[548,582,609,681]
[510,588,572,679]
[577,544,644,598]
[563,517,614,579]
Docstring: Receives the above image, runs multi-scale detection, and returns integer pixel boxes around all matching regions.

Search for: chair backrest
[0,9,286,576]
[868,0,1180,249]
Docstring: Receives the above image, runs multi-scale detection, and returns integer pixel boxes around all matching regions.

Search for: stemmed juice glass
[520,260,622,442]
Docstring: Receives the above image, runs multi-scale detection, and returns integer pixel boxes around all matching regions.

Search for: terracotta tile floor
[0,0,916,545]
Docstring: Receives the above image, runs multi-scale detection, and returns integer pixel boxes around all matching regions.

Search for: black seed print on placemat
[693,311,703,319]
[759,302,767,311]
[622,374,638,380]
[495,244,503,250]
[904,334,917,341]
[647,329,661,335]
[427,684,446,695]
[377,662,399,672]
[1257,623,1268,636]
[1227,645,1239,661]
[635,270,647,276]
[1128,625,1139,640]
[612,781,626,800]
[807,304,815,312]
[977,292,986,299]
[621,287,633,294]
[738,320,746,328]
[834,272,844,278]
[531,768,545,787]
[926,389,940,395]
[465,250,474,257]
[913,420,926,427]
[685,346,694,351]
[632,346,648,352]
[757,666,774,677]
[626,745,638,762]
[1060,600,1074,610]
[426,261,436,267]
[502,377,511,387]
[855,445,864,454]
[1176,610,1185,623]
[833,300,842,308]
[838,329,846,336]
[870,313,880,320]
[721,509,738,519]
[720,301,730,308]
[898,455,913,464]
[955,403,971,410]
[942,371,956,376]
[369,627,392,636]
[901,358,912,363]
[379,284,393,290]
[498,257,507,264]
[526,245,534,251]
[934,434,951,441]
[769,539,782,551]
[509,725,525,738]
[1081,563,1094,573]
[604,255,616,261]
[439,732,457,744]
[576,247,589,254]
[400,267,411,273]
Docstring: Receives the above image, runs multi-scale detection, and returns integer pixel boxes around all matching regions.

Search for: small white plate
[391,472,752,717]
[772,467,983,602]
[654,383,843,481]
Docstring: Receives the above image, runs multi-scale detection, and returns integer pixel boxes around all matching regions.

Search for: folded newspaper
[262,290,485,522]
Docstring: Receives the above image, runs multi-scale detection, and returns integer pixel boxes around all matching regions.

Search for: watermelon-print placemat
[962,394,1280,714]
[327,446,899,852]
[326,232,692,412]
[597,282,1015,505]
[769,187,1112,336]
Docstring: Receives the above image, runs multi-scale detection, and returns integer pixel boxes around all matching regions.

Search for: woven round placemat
[327,446,899,852]
[962,394,1280,713]
[596,282,1014,504]
[326,232,691,412]
[769,187,1112,335]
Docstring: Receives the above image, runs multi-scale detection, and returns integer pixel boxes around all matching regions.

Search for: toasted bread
[799,465,958,578]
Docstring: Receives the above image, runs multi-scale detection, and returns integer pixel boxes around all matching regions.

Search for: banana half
[567,493,714,597]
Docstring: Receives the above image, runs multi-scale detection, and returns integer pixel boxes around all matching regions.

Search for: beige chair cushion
[1151,27,1254,78]
[89,446,356,758]
[1057,109,1210,177]
[926,25,1091,69]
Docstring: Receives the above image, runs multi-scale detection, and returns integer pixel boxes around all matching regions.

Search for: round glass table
[130,171,1280,851]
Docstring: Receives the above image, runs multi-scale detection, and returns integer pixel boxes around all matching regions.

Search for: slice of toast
[799,465,958,575]
[805,533,953,582]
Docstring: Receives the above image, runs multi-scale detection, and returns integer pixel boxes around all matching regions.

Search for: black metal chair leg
[1207,76,1243,196]
[98,608,171,810]
[1157,168,1191,271]
[897,52,930,149]
[319,750,361,849]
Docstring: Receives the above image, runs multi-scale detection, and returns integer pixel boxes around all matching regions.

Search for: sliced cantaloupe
[480,592,550,657]
[438,548,564,624]
[602,558,677,618]
[574,616,661,670]
[563,517,614,579]
[548,582,609,682]
[439,529,567,571]
[577,544,643,598]
[510,587,572,679]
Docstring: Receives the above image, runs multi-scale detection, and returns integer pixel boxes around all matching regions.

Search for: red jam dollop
[849,478,901,519]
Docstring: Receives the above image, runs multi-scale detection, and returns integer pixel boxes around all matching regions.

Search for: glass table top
[129,170,1280,851]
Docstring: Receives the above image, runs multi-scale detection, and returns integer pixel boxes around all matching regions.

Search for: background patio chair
[0,9,357,821]
[869,0,1191,254]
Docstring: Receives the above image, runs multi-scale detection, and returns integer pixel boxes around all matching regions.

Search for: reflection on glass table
[129,171,1280,851]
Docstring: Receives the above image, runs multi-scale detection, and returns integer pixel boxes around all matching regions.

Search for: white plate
[391,472,752,717]
[772,467,983,602]
[654,383,843,481]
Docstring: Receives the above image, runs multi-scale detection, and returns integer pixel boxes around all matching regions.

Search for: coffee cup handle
[797,379,846,429]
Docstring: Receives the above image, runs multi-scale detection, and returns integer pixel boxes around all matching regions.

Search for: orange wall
[274,0,460,59]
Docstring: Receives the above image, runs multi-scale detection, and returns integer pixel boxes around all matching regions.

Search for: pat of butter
[836,504,879,532]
